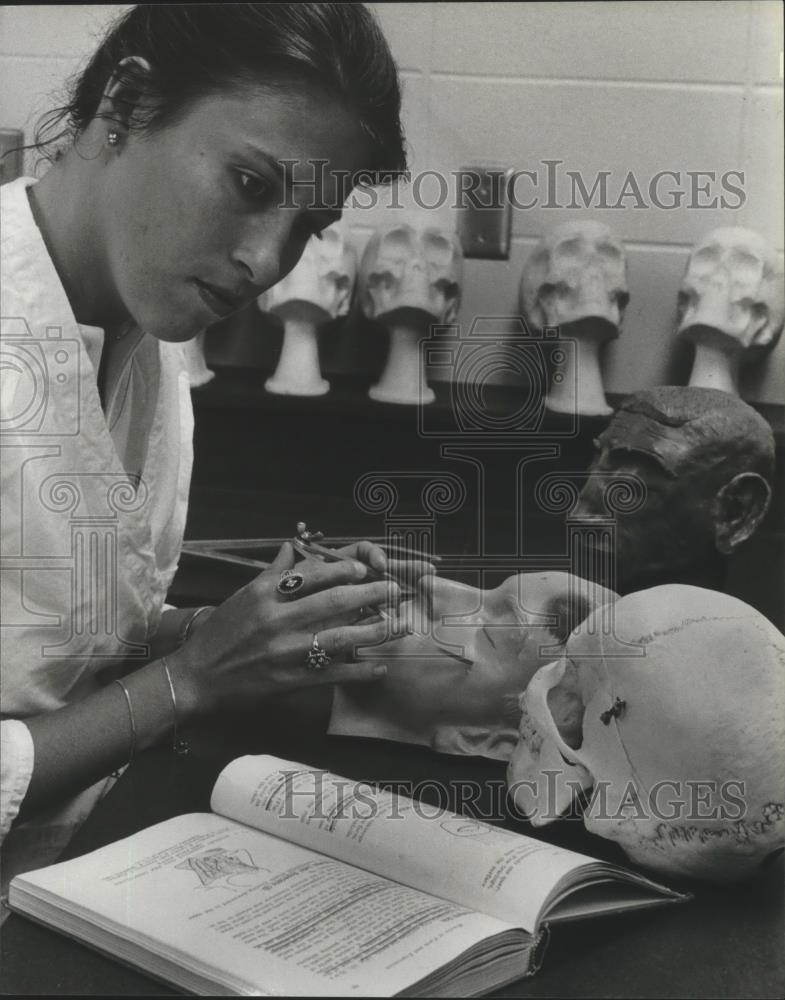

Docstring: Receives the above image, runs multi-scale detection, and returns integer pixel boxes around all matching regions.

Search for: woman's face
[99,84,371,341]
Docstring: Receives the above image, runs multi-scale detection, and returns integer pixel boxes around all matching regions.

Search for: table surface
[2,693,783,998]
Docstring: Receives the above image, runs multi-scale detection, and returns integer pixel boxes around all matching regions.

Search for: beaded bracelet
[162,657,190,755]
[176,606,213,648]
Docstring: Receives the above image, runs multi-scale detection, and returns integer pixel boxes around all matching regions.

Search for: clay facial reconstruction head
[263,220,357,324]
[329,572,616,760]
[677,227,785,353]
[573,387,774,590]
[359,222,463,325]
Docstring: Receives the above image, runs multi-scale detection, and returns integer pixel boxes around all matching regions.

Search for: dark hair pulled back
[32,3,407,180]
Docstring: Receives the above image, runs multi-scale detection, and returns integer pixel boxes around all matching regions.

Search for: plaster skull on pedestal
[677,228,785,395]
[507,585,785,883]
[262,221,357,396]
[359,222,463,404]
[520,222,629,416]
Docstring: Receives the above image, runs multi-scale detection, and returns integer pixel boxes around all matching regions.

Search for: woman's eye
[236,171,272,203]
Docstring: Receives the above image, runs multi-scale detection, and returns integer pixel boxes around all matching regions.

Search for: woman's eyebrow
[239,145,291,185]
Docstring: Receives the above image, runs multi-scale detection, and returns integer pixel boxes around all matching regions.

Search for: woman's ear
[95,55,154,135]
[713,472,772,555]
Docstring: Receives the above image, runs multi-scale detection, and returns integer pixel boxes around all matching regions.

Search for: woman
[0,3,411,894]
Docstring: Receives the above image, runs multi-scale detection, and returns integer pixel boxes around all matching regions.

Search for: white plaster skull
[260,222,356,396]
[359,223,463,323]
[262,220,357,322]
[520,221,629,333]
[677,228,785,353]
[508,585,785,882]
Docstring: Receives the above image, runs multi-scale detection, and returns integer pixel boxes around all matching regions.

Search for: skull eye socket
[368,271,395,290]
[677,289,693,314]
[539,282,570,300]
[433,279,459,299]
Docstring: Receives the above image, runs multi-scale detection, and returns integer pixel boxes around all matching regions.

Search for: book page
[210,755,599,931]
[14,812,525,997]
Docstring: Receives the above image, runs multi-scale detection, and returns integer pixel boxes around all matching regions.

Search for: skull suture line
[508,585,785,882]
[677,228,785,395]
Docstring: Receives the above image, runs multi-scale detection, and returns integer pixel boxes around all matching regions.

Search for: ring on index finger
[277,569,305,597]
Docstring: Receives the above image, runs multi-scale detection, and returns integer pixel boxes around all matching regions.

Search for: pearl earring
[107,130,120,147]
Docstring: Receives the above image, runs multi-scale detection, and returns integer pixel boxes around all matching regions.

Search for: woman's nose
[418,576,481,631]
[230,216,300,292]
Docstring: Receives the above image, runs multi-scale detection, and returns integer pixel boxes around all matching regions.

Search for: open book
[9,755,689,997]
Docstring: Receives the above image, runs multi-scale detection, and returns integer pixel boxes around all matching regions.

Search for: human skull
[677,228,785,353]
[520,221,629,333]
[262,221,357,322]
[359,223,463,323]
[508,586,785,882]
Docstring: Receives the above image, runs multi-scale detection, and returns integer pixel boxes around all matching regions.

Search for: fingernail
[373,664,387,677]
[353,561,368,578]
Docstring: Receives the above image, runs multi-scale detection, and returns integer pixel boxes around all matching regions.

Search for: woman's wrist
[176,605,214,647]
[161,647,210,725]
[150,606,215,660]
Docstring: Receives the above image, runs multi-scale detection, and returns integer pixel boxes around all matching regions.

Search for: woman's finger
[385,558,437,586]
[294,579,401,624]
[318,617,406,659]
[335,540,387,576]
[305,660,389,686]
[261,552,370,601]
[269,541,296,573]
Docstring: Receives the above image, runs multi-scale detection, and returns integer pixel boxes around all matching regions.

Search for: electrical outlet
[456,165,514,260]
[0,129,24,184]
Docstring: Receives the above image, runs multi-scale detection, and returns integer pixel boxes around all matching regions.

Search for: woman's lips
[193,279,245,317]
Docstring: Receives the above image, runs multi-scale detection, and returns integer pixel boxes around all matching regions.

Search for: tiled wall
[1,2,783,404]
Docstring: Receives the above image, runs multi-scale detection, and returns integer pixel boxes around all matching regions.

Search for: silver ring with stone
[306,633,331,670]
[277,569,305,597]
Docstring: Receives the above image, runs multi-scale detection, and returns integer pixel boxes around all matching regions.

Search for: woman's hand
[334,539,436,589]
[169,543,405,720]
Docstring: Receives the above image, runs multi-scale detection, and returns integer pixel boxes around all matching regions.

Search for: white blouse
[0,177,195,895]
